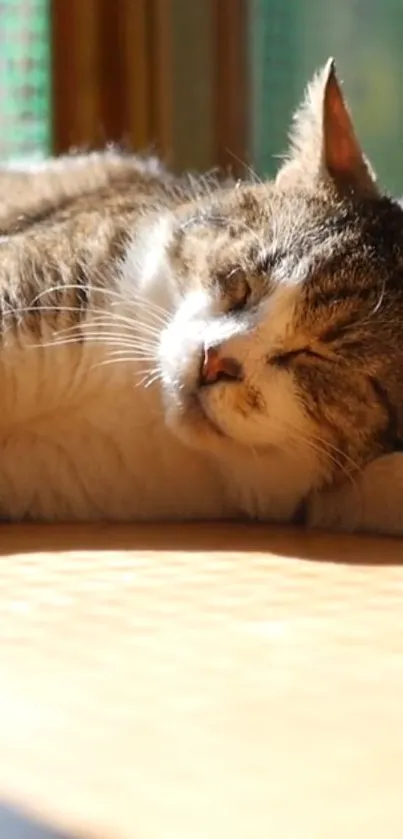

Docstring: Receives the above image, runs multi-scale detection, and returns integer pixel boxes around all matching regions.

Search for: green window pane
[249,0,403,194]
[0,0,51,162]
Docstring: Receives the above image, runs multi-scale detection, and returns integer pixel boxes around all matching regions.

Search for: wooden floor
[0,523,403,839]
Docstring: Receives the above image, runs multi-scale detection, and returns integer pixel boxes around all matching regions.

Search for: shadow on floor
[0,804,76,839]
[0,520,401,566]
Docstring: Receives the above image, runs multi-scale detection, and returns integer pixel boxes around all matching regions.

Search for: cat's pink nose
[200,345,243,386]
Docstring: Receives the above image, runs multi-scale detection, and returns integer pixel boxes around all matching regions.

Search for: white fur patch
[120,214,176,315]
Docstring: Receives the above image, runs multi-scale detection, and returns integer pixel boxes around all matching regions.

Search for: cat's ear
[276,58,379,197]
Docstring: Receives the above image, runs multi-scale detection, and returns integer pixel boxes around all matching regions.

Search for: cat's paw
[307,453,403,536]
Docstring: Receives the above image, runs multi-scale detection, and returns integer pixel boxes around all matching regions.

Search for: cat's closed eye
[270,348,328,367]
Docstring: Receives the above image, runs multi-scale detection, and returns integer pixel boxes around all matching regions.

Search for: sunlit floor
[0,523,403,839]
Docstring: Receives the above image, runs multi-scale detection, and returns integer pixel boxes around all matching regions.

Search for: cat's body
[1,62,403,533]
[0,152,316,522]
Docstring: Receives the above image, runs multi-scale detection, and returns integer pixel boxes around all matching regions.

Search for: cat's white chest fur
[0,334,223,521]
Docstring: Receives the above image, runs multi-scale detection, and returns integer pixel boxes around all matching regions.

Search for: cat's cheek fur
[307,453,403,535]
[200,371,307,449]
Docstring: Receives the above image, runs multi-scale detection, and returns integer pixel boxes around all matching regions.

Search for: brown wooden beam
[51,0,249,170]
[119,0,152,153]
[51,0,102,153]
[170,0,214,172]
[148,0,174,163]
[212,0,249,175]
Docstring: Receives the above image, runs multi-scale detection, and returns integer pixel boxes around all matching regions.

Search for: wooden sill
[0,523,402,838]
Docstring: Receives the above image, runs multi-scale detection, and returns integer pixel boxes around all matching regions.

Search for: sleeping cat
[0,58,402,533]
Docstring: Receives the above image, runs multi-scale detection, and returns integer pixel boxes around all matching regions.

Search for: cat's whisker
[31,281,171,324]
[317,437,361,477]
[297,425,362,480]
[143,372,161,388]
[13,291,168,338]
[112,296,170,323]
[293,431,359,491]
[107,303,169,329]
[224,149,263,184]
[72,308,165,331]
[87,329,158,346]
[5,305,114,333]
[24,302,166,335]
[306,440,363,507]
[47,326,158,346]
[285,417,360,476]
[92,358,161,387]
[7,303,103,319]
[106,315,164,334]
[52,317,163,343]
[55,325,159,347]
[276,392,362,480]
[292,434,357,490]
[135,368,162,388]
[94,356,157,371]
[270,414,359,488]
[30,282,127,307]
[6,303,164,348]
[135,319,166,335]
[106,347,157,359]
[37,334,157,353]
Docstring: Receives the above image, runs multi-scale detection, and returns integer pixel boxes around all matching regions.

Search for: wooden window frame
[51,0,248,174]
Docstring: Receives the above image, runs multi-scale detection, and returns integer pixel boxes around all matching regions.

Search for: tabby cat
[0,59,402,533]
